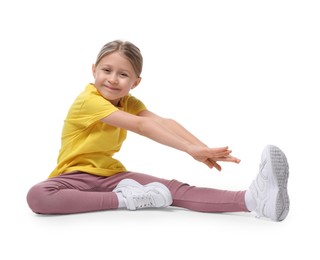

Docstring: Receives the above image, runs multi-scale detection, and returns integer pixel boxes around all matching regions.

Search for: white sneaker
[113,179,173,210]
[249,145,290,221]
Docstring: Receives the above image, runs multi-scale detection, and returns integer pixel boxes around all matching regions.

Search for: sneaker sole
[269,145,290,221]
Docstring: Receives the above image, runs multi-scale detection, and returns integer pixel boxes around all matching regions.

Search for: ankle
[116,192,127,209]
[244,189,256,212]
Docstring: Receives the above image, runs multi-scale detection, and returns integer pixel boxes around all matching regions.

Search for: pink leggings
[27,171,248,214]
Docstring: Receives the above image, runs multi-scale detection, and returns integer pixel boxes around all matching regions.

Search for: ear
[131,77,142,90]
[92,64,96,78]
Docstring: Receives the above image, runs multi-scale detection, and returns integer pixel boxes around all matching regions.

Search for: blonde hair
[95,40,143,77]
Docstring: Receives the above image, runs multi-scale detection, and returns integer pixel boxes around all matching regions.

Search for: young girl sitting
[27,40,289,221]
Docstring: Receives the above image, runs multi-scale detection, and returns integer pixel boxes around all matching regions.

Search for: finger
[225,155,241,163]
[213,146,229,151]
[206,150,231,159]
[212,161,222,171]
[208,159,222,171]
[211,156,241,163]
[210,147,229,153]
[203,159,214,169]
[205,147,228,155]
[232,156,241,163]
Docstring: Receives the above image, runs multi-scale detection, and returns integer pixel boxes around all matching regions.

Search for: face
[92,52,141,106]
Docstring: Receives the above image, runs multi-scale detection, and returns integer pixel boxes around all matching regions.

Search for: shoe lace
[133,193,155,209]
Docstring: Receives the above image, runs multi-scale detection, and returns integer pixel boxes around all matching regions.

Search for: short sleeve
[121,94,147,115]
[65,85,118,129]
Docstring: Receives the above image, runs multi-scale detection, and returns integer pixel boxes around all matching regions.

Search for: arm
[101,109,239,170]
[138,110,240,170]
[138,110,207,147]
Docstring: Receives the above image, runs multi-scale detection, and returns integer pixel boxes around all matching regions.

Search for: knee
[26,183,50,214]
[167,179,192,197]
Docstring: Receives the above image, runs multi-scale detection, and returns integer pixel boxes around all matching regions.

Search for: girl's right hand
[187,145,241,171]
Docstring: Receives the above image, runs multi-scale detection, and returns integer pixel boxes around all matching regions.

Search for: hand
[187,145,241,171]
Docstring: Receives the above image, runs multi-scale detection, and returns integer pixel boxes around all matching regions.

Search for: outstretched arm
[138,110,240,170]
[101,109,240,171]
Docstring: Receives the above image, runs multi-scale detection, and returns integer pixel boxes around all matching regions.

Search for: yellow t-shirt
[49,84,147,178]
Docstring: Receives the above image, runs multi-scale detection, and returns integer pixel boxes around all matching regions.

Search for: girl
[27,40,290,221]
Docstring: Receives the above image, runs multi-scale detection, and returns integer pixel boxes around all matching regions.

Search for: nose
[108,73,118,84]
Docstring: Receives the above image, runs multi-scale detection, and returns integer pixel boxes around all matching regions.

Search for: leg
[27,171,247,214]
[27,172,119,214]
[114,172,248,213]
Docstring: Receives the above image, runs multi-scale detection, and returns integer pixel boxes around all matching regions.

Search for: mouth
[104,85,120,91]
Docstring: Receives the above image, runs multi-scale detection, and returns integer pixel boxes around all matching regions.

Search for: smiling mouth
[104,85,120,91]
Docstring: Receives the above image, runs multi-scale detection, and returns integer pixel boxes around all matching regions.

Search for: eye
[120,73,128,77]
[103,68,111,73]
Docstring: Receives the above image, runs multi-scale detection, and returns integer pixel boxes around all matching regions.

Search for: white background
[0,0,319,259]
